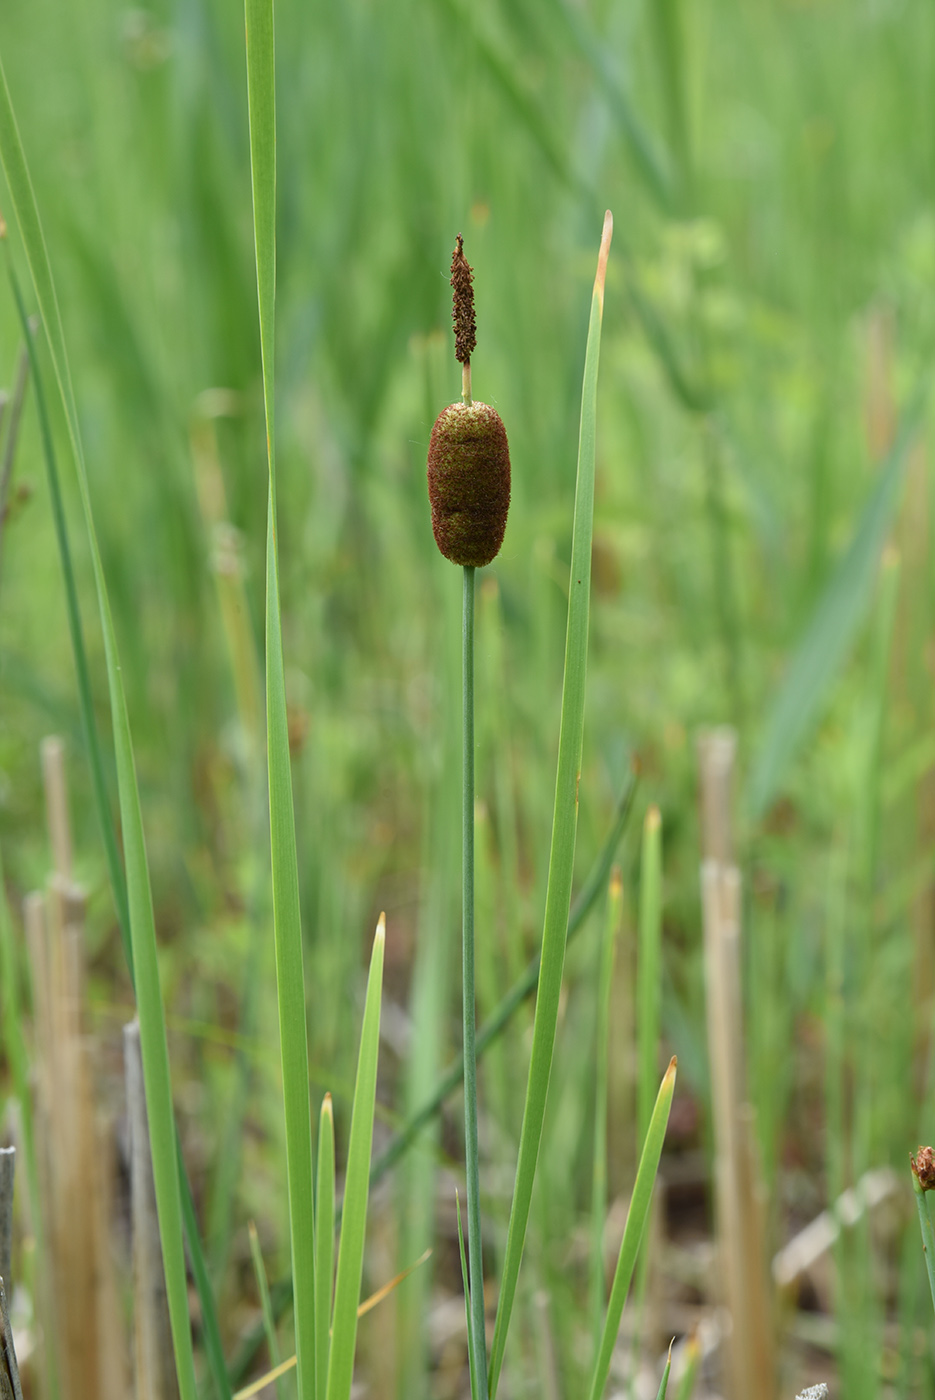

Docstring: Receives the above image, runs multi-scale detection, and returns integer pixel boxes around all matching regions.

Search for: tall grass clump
[7,1,935,1397]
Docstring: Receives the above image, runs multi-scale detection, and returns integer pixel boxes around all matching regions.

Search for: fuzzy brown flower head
[450,235,476,364]
[912,1146,935,1190]
[427,401,510,567]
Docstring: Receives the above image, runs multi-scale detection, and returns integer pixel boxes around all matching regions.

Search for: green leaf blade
[0,47,199,1400]
[325,918,385,1400]
[587,1059,677,1400]
[315,1096,336,1400]
[487,211,614,1400]
[265,493,317,1400]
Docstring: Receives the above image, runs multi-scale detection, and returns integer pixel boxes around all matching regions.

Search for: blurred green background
[2,0,935,1395]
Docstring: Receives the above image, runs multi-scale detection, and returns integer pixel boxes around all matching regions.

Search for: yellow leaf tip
[376,911,386,941]
[595,210,613,307]
[646,804,661,832]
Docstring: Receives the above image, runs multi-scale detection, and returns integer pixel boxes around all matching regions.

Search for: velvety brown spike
[427,401,510,567]
[451,235,476,364]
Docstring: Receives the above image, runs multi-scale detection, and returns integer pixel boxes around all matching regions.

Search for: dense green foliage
[2,0,935,1395]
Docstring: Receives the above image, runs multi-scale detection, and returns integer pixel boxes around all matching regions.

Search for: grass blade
[590,867,622,1346]
[7,244,232,1400]
[0,49,198,1400]
[746,391,926,818]
[654,1341,674,1400]
[487,211,614,1399]
[244,2,317,1395]
[637,807,663,1147]
[325,917,385,1400]
[248,1222,286,1400]
[316,1096,336,1400]
[586,1059,677,1400]
[4,260,132,970]
[455,1193,480,1400]
[264,485,317,1400]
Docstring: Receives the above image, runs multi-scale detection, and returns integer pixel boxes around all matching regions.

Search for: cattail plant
[910,1146,935,1320]
[426,234,510,1399]
[427,237,511,569]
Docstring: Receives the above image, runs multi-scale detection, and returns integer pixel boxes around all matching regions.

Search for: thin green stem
[911,1171,935,1322]
[462,564,488,1398]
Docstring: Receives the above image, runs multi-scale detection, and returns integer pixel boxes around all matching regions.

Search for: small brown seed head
[451,235,476,364]
[912,1146,935,1190]
[427,401,510,567]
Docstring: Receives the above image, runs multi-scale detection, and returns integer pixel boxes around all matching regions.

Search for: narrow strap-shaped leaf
[325,917,385,1400]
[487,211,614,1400]
[654,1342,674,1400]
[7,241,232,1400]
[455,1193,480,1400]
[586,1060,677,1400]
[247,1221,286,1400]
[244,0,277,502]
[590,867,622,1345]
[264,485,317,1400]
[244,0,317,1392]
[637,807,663,1146]
[315,1096,336,1400]
[0,50,198,1400]
[5,260,132,971]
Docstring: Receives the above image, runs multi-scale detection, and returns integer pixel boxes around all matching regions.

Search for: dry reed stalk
[697,728,774,1400]
[1,1272,25,1400]
[124,1021,180,1400]
[0,1148,13,1291]
[26,740,126,1400]
[40,738,72,885]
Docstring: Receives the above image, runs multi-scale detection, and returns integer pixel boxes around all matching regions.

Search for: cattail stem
[462,361,472,407]
[462,564,487,1397]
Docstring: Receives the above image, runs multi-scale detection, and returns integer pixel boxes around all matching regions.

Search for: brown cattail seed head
[427,401,511,567]
[912,1146,935,1190]
[451,235,476,364]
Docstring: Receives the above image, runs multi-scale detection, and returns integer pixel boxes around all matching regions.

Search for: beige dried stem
[0,1148,13,1291]
[27,739,126,1400]
[1,1272,25,1400]
[697,727,774,1400]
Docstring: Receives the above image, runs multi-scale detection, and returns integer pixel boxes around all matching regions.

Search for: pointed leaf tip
[594,212,613,308]
[376,911,386,943]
